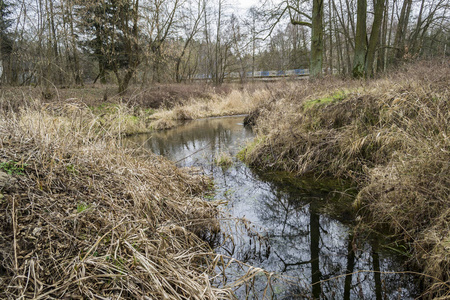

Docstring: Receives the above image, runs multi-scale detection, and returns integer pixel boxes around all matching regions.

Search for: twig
[175,141,212,164]
[12,195,18,272]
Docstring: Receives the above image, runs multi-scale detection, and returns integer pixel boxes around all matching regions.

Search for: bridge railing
[191,68,339,81]
[192,68,311,80]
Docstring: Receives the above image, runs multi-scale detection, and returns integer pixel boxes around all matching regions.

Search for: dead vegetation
[149,89,269,130]
[240,60,450,297]
[0,95,264,299]
[0,83,232,110]
[0,83,271,134]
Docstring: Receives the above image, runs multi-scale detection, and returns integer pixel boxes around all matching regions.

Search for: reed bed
[150,89,270,130]
[0,97,266,299]
[240,60,450,297]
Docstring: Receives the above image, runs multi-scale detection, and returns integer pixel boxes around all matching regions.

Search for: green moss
[89,102,119,114]
[237,135,267,161]
[77,202,90,213]
[303,90,348,109]
[66,164,78,175]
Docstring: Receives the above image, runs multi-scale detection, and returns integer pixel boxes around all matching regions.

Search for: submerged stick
[175,141,212,164]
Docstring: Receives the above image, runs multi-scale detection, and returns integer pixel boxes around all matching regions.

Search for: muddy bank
[239,60,450,297]
[0,103,233,299]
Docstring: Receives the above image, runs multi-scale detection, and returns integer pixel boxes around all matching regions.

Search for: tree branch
[290,19,312,27]
[286,5,312,20]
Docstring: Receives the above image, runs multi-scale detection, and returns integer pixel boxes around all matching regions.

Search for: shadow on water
[124,116,421,299]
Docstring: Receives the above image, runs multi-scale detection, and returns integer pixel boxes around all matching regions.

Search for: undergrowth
[149,89,269,130]
[240,60,450,298]
[0,96,266,299]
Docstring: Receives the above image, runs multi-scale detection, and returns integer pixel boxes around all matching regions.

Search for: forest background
[0,0,448,94]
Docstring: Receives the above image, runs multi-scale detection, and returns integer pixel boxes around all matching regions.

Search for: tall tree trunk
[365,0,385,77]
[323,31,328,73]
[378,0,388,72]
[352,0,367,78]
[328,0,333,74]
[310,0,324,78]
[393,0,412,62]
[153,45,162,83]
[344,0,356,38]
[385,0,395,69]
[410,0,425,55]
[214,0,222,85]
[118,0,140,95]
[48,0,60,85]
[44,0,53,93]
[68,0,83,85]
[333,13,343,73]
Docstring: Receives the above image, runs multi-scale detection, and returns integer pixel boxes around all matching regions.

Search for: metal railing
[192,68,310,80]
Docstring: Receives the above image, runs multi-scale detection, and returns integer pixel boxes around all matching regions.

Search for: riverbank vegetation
[0,96,244,299]
[239,60,450,297]
[0,83,266,134]
[150,88,268,130]
[1,0,448,295]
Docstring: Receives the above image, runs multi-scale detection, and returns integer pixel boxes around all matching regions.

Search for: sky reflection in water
[125,116,420,299]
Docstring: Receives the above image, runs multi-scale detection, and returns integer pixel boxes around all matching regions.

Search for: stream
[125,116,421,299]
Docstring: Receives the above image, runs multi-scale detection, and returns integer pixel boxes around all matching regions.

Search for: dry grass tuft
[240,60,450,297]
[214,152,233,168]
[0,95,265,299]
[149,89,270,130]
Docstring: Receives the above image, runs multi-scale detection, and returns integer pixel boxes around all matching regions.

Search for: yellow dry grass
[0,96,269,299]
[240,60,450,297]
[150,89,269,130]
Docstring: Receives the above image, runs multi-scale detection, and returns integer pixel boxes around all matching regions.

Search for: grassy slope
[1,62,448,297]
[239,60,450,297]
[0,83,268,133]
[0,99,236,299]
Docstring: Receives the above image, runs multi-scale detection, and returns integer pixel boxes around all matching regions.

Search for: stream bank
[0,103,232,299]
[239,61,450,297]
[125,115,422,299]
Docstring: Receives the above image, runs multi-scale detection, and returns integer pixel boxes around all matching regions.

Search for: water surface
[125,116,420,299]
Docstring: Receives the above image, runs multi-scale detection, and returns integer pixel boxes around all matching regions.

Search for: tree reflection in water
[124,116,420,299]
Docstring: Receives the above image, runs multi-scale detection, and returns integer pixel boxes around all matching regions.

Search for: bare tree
[352,0,367,77]
[175,0,204,82]
[260,0,323,78]
[0,0,13,84]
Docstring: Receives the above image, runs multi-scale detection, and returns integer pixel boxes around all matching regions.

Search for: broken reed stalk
[12,196,18,272]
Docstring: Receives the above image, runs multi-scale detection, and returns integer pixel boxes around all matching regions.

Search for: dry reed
[240,60,450,297]
[0,95,267,299]
[150,89,270,130]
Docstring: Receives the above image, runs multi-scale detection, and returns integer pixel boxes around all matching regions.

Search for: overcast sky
[231,0,261,11]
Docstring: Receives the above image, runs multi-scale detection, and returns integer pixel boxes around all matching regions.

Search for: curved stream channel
[125,116,420,299]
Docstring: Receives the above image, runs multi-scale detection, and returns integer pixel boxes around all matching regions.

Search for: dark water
[125,116,420,299]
